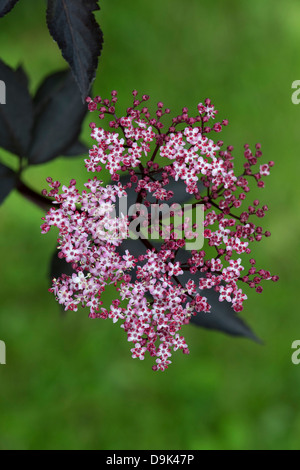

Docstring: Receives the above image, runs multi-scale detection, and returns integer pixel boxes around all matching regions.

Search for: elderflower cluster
[41,91,278,371]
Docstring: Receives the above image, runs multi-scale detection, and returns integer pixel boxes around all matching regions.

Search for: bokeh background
[0,0,299,450]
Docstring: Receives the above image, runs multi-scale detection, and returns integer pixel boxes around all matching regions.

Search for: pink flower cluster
[41,91,278,371]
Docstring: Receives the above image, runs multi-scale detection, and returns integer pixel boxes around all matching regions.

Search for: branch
[16,179,53,211]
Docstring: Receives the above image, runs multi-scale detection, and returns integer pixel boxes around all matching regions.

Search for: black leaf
[189,291,261,343]
[15,65,30,88]
[174,249,261,342]
[0,162,17,204]
[33,69,71,115]
[46,0,103,100]
[0,60,33,157]
[50,248,75,281]
[28,70,87,164]
[63,140,88,157]
[0,0,20,18]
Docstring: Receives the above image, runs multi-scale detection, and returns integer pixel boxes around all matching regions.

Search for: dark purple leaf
[46,0,103,100]
[33,69,71,115]
[189,277,260,342]
[50,248,75,283]
[0,0,20,17]
[0,162,17,204]
[175,249,261,342]
[15,65,29,87]
[62,140,88,157]
[0,61,33,157]
[189,290,261,343]
[28,70,87,164]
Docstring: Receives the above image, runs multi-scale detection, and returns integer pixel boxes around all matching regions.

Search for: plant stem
[16,180,53,211]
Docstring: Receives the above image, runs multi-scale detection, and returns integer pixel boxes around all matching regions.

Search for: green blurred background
[0,0,299,450]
